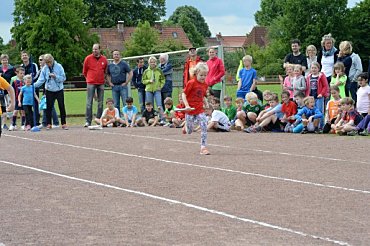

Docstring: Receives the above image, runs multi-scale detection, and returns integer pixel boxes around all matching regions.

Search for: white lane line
[0,160,351,246]
[4,134,370,195]
[99,131,370,165]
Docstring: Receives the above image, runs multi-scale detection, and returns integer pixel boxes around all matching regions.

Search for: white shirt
[211,110,231,130]
[356,85,370,114]
[321,55,335,77]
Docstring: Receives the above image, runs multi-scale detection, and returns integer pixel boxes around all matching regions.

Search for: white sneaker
[37,124,44,129]
[52,124,60,128]
[107,123,113,127]
[8,124,15,131]
[21,125,25,131]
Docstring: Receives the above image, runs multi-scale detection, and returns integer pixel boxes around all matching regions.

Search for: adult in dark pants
[21,50,40,126]
[337,41,354,101]
[132,57,147,113]
[159,53,173,107]
[34,54,68,130]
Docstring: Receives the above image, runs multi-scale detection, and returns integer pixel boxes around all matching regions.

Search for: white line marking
[4,134,370,195]
[98,131,370,165]
[0,160,351,246]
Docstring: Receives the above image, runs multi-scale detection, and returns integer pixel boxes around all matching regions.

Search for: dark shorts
[15,100,23,110]
[1,106,5,114]
[265,118,284,132]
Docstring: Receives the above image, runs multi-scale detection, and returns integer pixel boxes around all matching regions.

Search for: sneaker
[243,126,253,133]
[46,124,52,130]
[301,128,309,134]
[52,124,60,128]
[230,125,236,131]
[8,125,16,131]
[107,123,113,128]
[25,125,31,131]
[235,126,242,131]
[2,124,8,130]
[200,147,210,155]
[37,124,44,129]
[21,125,25,131]
[61,124,68,130]
[359,129,369,136]
[347,130,358,136]
[284,123,291,133]
[84,122,91,127]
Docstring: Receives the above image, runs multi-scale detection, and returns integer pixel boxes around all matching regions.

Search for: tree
[347,0,370,70]
[12,0,97,77]
[169,5,211,38]
[83,0,165,28]
[177,15,205,47]
[151,39,186,53]
[254,0,285,27]
[123,21,160,57]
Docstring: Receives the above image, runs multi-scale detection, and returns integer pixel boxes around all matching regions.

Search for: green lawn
[64,84,282,116]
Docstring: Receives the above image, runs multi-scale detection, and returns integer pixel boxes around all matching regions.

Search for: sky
[0,0,362,44]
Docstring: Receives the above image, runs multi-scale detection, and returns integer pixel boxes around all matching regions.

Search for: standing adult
[206,47,225,100]
[34,54,59,128]
[82,43,108,127]
[21,50,40,126]
[132,57,147,113]
[159,53,173,107]
[283,39,307,73]
[337,41,353,100]
[107,50,132,112]
[349,50,363,103]
[34,54,68,130]
[317,33,339,84]
[305,45,317,75]
[183,47,202,88]
[0,54,16,82]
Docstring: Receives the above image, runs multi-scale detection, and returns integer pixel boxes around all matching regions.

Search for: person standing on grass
[159,53,173,108]
[132,57,147,113]
[21,50,41,127]
[183,47,202,88]
[107,50,132,113]
[0,76,15,137]
[236,55,257,100]
[206,47,225,101]
[283,39,307,73]
[34,54,68,130]
[83,43,108,127]
[182,62,210,155]
[35,54,59,128]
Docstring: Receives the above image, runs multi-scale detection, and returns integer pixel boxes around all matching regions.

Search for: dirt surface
[0,127,369,245]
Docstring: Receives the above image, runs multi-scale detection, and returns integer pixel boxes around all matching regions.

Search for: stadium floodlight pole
[30,54,40,132]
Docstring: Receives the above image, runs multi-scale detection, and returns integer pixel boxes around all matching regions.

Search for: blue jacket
[34,61,66,92]
[132,65,147,90]
[294,106,323,121]
[159,62,173,93]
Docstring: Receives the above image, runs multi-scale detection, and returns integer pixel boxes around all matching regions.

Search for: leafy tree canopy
[177,15,205,48]
[83,0,165,28]
[169,5,211,38]
[11,0,97,77]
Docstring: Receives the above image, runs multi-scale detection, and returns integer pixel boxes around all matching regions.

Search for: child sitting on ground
[262,90,273,109]
[280,90,297,132]
[136,102,159,127]
[323,85,342,134]
[172,94,186,128]
[235,92,262,130]
[356,72,370,117]
[162,97,175,127]
[295,96,323,134]
[221,95,236,121]
[122,97,138,127]
[335,97,363,135]
[244,93,283,133]
[205,104,231,132]
[100,98,124,127]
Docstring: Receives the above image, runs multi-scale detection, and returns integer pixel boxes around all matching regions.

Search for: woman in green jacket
[142,56,165,112]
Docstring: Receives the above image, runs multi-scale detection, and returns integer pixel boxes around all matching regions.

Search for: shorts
[15,100,23,110]
[1,106,5,115]
[265,118,284,132]
[215,122,230,132]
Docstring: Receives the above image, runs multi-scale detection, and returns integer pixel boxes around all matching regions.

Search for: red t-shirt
[183,78,208,115]
[281,101,297,123]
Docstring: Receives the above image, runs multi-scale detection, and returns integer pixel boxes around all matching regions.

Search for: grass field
[64,84,282,117]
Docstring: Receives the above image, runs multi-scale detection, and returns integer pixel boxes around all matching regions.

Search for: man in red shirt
[83,43,108,127]
[183,47,202,88]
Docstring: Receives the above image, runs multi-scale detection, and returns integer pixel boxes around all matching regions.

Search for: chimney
[117,21,124,33]
[154,21,163,34]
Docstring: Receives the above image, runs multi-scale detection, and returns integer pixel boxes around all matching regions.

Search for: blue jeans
[112,85,128,112]
[315,97,324,128]
[161,91,172,108]
[138,89,145,113]
[42,106,59,126]
[86,84,104,124]
[145,90,163,112]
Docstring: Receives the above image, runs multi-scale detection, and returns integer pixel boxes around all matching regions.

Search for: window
[172,32,178,38]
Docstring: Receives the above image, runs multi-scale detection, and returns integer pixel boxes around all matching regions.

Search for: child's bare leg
[247,112,257,124]
[207,121,217,132]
